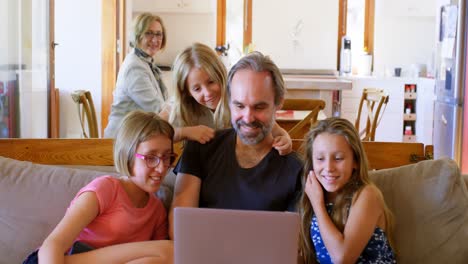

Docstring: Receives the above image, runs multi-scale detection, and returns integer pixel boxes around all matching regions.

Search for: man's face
[229,69,279,145]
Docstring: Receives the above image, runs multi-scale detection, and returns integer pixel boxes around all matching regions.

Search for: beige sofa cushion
[370,158,468,263]
[0,156,115,263]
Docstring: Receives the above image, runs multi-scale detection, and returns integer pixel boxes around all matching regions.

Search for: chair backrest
[71,90,99,138]
[354,88,389,141]
[281,98,326,139]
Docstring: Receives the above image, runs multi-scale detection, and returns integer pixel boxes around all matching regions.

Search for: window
[338,0,374,73]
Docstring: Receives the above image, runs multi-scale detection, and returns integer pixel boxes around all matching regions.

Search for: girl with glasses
[26,111,174,263]
[104,12,169,138]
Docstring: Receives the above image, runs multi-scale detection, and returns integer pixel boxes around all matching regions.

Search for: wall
[129,0,217,67]
[252,0,338,70]
[373,0,437,76]
[150,13,216,67]
[55,0,102,138]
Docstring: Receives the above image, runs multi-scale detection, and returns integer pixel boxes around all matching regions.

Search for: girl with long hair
[298,117,396,263]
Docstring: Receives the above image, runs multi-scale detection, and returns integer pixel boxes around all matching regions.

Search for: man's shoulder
[271,151,303,171]
[286,151,303,163]
[185,128,234,152]
[213,128,235,140]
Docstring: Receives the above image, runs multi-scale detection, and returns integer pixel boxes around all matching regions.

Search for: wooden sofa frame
[0,139,433,170]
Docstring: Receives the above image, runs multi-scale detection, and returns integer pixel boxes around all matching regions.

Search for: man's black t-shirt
[174,129,303,211]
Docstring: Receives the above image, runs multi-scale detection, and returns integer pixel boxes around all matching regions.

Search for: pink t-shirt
[70,176,167,249]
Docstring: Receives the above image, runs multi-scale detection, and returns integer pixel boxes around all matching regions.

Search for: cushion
[0,156,116,263]
[370,158,468,264]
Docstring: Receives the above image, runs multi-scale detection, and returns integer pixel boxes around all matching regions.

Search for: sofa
[0,139,467,264]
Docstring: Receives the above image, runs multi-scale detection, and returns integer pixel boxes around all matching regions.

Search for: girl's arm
[173,125,215,144]
[38,192,99,263]
[158,104,215,144]
[306,172,385,263]
[169,173,201,240]
[271,122,292,155]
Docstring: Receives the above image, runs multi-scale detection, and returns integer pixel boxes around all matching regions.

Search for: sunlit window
[346,0,366,72]
[343,0,374,75]
[347,0,366,54]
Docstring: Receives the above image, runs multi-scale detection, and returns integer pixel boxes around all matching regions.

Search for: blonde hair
[170,42,230,129]
[297,117,395,263]
[131,12,167,50]
[114,110,174,177]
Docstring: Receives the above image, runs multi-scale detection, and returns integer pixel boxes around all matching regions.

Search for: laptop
[174,207,300,264]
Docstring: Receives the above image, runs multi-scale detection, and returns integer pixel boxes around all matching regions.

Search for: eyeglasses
[144,31,164,40]
[135,153,177,168]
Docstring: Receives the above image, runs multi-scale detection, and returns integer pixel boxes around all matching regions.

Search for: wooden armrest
[0,138,114,166]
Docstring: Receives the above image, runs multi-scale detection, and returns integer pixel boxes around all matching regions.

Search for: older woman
[104,13,168,138]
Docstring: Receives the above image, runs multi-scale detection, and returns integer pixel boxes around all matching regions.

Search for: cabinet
[403,84,417,142]
[132,0,214,14]
[341,77,435,145]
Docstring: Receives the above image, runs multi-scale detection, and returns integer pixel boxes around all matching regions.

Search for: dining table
[282,70,352,117]
[275,109,326,133]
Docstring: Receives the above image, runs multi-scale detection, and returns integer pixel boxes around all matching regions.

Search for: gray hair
[227,51,285,105]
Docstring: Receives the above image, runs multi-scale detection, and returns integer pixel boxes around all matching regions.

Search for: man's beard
[233,118,274,145]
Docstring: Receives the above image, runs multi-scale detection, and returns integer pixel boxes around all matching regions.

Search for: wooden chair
[280,98,326,139]
[355,88,389,141]
[71,90,99,138]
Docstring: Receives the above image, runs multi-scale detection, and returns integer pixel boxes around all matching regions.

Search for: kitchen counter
[283,74,353,90]
[283,74,353,117]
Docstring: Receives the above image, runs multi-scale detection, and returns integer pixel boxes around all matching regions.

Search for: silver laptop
[174,207,300,264]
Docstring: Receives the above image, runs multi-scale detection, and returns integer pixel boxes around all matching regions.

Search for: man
[169,52,303,238]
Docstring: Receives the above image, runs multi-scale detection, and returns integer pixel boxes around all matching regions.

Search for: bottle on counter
[340,36,352,75]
